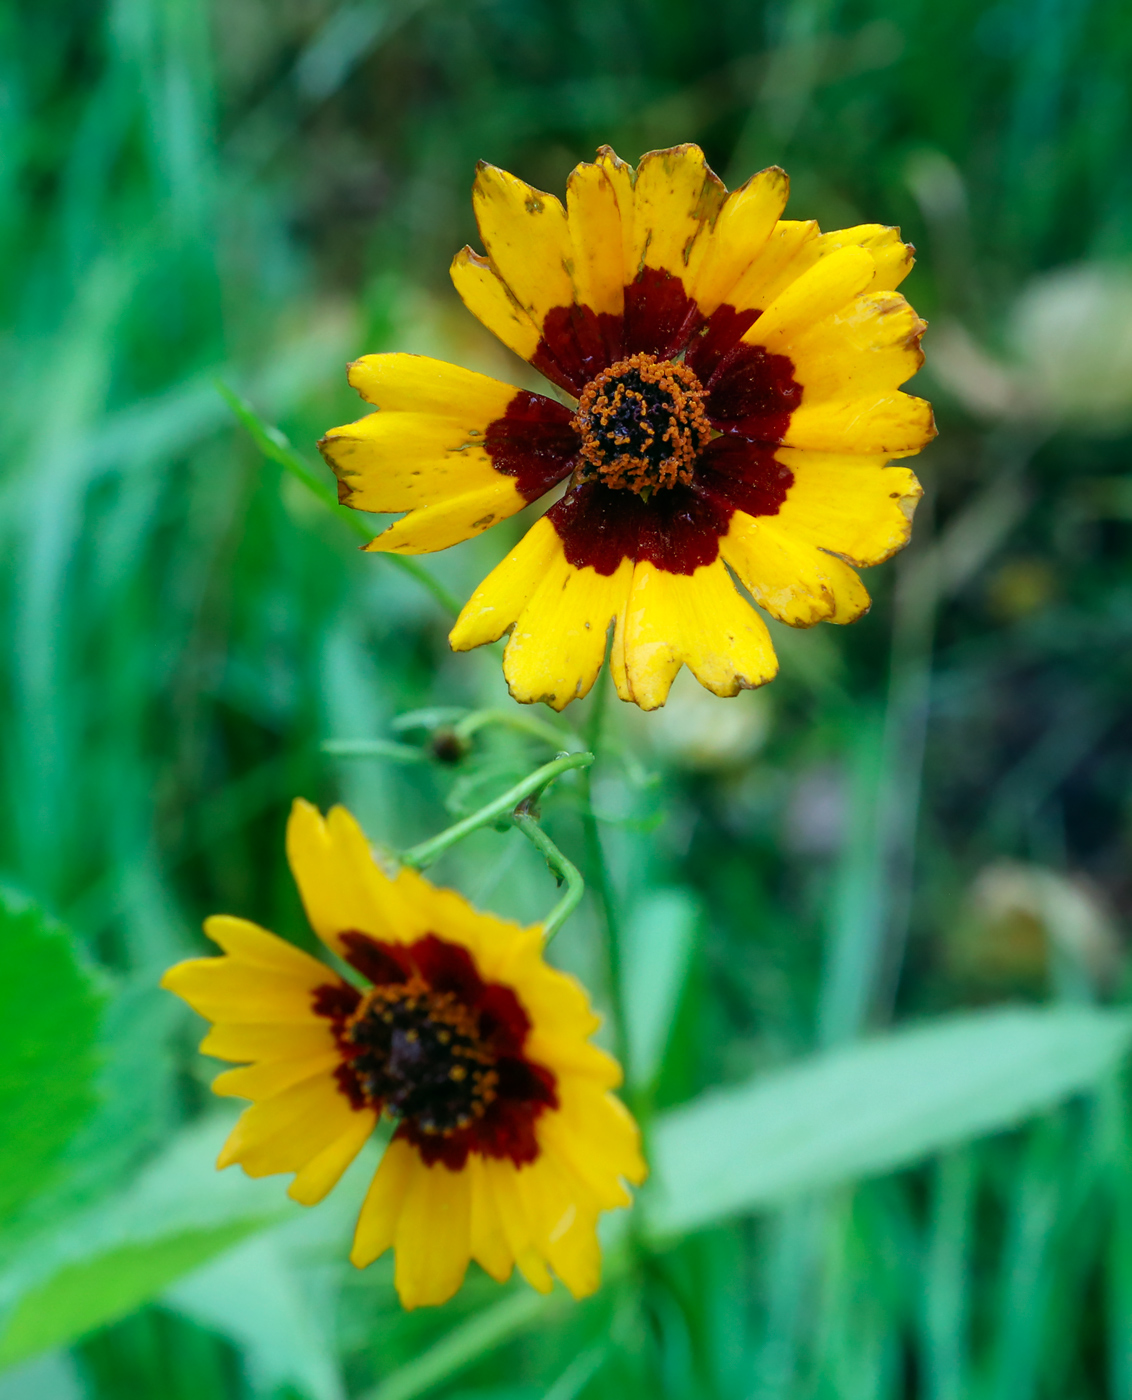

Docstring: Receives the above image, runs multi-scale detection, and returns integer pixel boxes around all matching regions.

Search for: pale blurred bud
[952,860,1122,991]
[932,264,1132,433]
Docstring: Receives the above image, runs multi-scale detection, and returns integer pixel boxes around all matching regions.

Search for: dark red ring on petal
[530,267,703,396]
[483,390,579,501]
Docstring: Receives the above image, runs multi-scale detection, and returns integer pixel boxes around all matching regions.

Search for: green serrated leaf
[0,893,105,1226]
[646,1006,1132,1238]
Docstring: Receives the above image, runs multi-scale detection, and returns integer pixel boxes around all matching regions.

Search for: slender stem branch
[320,738,428,764]
[579,668,629,1067]
[453,706,584,751]
[512,809,585,940]
[400,752,594,870]
[217,381,462,618]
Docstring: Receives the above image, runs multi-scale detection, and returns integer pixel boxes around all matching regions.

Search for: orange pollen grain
[573,353,711,496]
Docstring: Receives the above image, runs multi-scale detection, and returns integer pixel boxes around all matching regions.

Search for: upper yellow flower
[162,799,645,1310]
[320,144,934,711]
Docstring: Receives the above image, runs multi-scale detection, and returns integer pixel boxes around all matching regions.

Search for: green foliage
[647,1007,1132,1236]
[0,894,104,1226]
[0,1119,294,1370]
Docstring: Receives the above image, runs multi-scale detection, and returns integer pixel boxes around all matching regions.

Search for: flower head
[161,799,645,1309]
[320,144,934,710]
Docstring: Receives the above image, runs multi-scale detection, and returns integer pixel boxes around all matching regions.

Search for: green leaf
[0,1116,294,1370]
[646,1006,1132,1238]
[0,892,105,1225]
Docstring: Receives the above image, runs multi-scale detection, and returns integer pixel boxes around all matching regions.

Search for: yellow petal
[449,247,541,365]
[745,245,877,353]
[201,915,331,979]
[466,1154,514,1283]
[721,512,871,627]
[162,958,325,1024]
[449,515,562,651]
[472,163,577,332]
[482,1158,553,1294]
[285,798,422,956]
[501,549,634,711]
[771,449,923,567]
[393,1157,473,1309]
[362,477,528,555]
[211,1054,342,1101]
[288,1108,377,1206]
[783,392,936,456]
[345,352,519,419]
[725,219,821,313]
[617,557,779,710]
[201,1020,337,1063]
[526,1153,603,1299]
[218,1072,358,1176]
[691,166,790,315]
[594,145,637,288]
[630,144,727,285]
[566,159,626,319]
[789,291,926,402]
[351,1136,417,1268]
[319,355,536,554]
[813,224,914,292]
[538,1086,645,1206]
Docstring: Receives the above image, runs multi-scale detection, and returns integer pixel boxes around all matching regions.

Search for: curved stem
[400,751,594,871]
[512,809,585,941]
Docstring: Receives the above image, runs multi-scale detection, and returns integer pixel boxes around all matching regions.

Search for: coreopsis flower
[161,799,644,1309]
[320,143,934,710]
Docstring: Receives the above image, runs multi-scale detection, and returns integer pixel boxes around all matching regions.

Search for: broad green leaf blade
[646,1007,1132,1239]
[0,893,104,1224]
[0,1116,293,1370]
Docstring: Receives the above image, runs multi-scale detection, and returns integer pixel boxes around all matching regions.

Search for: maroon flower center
[573,352,712,497]
[313,931,558,1170]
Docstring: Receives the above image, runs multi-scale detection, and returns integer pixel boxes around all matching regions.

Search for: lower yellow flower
[161,799,645,1309]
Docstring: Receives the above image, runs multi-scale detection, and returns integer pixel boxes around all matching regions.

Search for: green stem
[512,809,585,940]
[580,667,629,1067]
[400,752,594,871]
[320,738,428,764]
[453,706,583,752]
[217,381,462,618]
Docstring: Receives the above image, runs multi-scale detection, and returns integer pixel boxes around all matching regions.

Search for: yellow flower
[319,144,934,711]
[161,799,645,1309]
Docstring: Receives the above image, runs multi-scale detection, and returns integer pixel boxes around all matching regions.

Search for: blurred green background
[5,0,1132,1396]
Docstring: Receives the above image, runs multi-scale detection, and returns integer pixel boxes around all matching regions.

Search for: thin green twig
[400,751,594,870]
[512,807,585,940]
[453,706,584,751]
[216,380,462,618]
[320,738,428,764]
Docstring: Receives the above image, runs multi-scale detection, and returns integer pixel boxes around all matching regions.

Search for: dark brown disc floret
[573,353,712,497]
[345,978,499,1135]
[312,932,557,1170]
